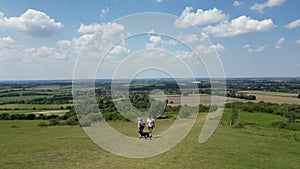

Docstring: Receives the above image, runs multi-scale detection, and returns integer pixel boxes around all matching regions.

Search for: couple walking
[138,116,155,139]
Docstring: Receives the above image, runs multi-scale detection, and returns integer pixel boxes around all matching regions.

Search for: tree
[149,100,166,118]
[179,106,191,118]
[230,109,238,125]
[283,111,297,123]
[25,113,36,120]
[49,118,61,126]
[66,116,79,125]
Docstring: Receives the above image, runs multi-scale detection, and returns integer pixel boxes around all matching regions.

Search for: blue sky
[0,0,299,80]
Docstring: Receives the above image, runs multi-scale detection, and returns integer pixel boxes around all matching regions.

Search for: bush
[47,114,59,120]
[66,116,79,125]
[87,113,103,122]
[229,109,238,125]
[209,105,218,112]
[37,121,49,127]
[61,108,76,120]
[179,110,191,118]
[233,122,244,128]
[36,114,47,120]
[271,121,288,129]
[49,118,61,126]
[80,120,91,127]
[286,123,300,131]
[25,113,36,120]
[103,111,125,121]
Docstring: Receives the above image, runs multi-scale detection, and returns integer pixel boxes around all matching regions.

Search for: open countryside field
[0,104,71,110]
[1,111,299,169]
[0,104,71,115]
[0,95,53,103]
[240,90,300,104]
[0,79,299,168]
[155,91,299,107]
[156,95,248,106]
[0,82,73,116]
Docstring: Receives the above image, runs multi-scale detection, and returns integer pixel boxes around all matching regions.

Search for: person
[137,117,145,138]
[146,115,155,139]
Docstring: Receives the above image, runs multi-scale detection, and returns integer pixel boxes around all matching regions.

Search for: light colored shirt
[147,117,154,127]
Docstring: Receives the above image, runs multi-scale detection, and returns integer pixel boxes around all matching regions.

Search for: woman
[137,117,145,138]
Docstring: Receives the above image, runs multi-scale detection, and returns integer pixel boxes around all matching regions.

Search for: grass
[0,120,44,128]
[240,90,297,97]
[222,109,287,126]
[188,94,209,96]
[0,110,45,114]
[0,104,71,110]
[0,95,53,103]
[150,94,181,97]
[0,111,300,168]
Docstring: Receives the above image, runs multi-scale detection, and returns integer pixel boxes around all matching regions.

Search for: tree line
[226,90,256,100]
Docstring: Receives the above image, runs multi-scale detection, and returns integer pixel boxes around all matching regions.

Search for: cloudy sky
[0,0,299,80]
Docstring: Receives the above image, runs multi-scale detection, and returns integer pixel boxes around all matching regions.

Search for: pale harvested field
[240,90,299,104]
[155,91,299,106]
[26,110,68,115]
[155,95,243,106]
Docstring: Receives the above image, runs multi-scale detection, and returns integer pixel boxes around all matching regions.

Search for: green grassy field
[0,95,53,103]
[0,104,71,110]
[1,111,299,169]
[0,104,72,116]
[222,109,287,126]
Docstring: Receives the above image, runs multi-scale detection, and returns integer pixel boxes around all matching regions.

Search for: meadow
[1,110,299,169]
[0,80,299,168]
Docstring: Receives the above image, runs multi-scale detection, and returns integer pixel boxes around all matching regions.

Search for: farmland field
[0,104,71,110]
[0,79,299,168]
[155,91,300,107]
[240,90,300,104]
[156,95,247,106]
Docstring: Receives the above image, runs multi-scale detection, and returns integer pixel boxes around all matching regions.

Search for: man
[146,115,155,139]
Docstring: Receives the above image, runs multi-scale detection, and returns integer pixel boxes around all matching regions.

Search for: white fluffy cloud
[233,1,243,7]
[177,33,198,44]
[0,36,16,48]
[0,36,20,62]
[110,45,130,55]
[3,21,127,63]
[243,44,265,53]
[296,39,300,44]
[26,46,55,59]
[100,7,109,18]
[78,22,125,41]
[174,7,228,28]
[274,37,285,49]
[204,16,275,38]
[285,19,300,29]
[175,51,195,59]
[149,36,161,44]
[78,23,103,34]
[250,0,286,13]
[145,35,162,48]
[176,32,209,45]
[0,9,62,37]
[196,44,225,55]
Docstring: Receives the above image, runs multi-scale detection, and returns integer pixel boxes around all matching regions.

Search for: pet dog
[138,131,150,138]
